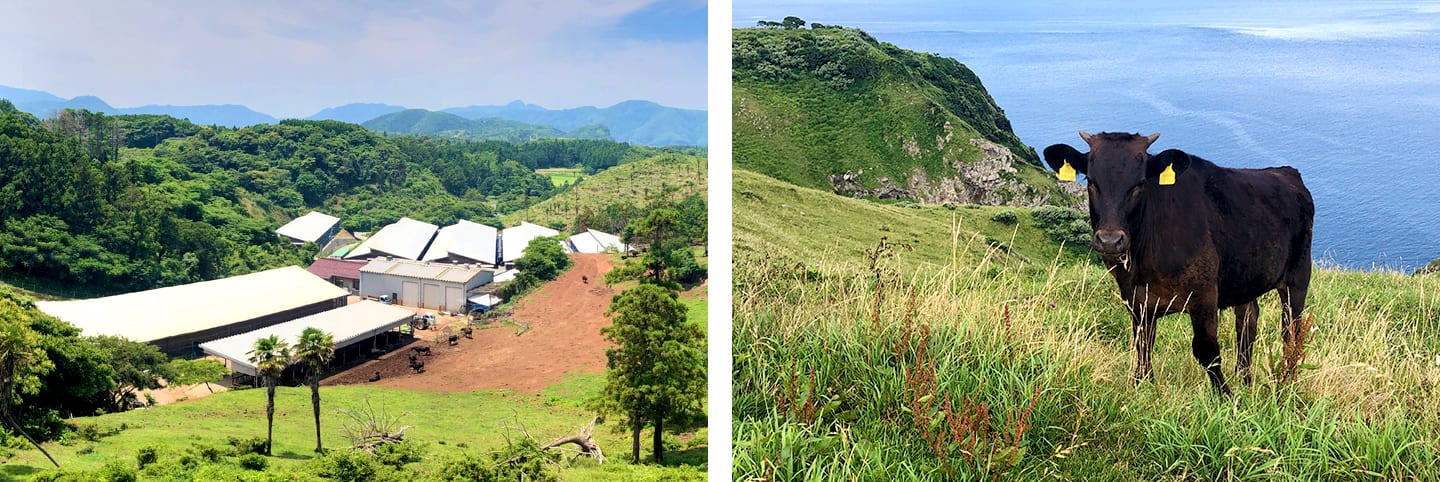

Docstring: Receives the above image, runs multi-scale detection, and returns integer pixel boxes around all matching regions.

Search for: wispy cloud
[0,0,706,117]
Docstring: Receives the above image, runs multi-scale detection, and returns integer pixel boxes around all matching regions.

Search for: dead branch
[542,417,605,464]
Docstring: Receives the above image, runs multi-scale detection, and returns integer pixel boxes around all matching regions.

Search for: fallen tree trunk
[542,417,604,464]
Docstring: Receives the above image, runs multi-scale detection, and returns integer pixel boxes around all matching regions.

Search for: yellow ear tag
[1057,160,1076,182]
[1158,164,1176,186]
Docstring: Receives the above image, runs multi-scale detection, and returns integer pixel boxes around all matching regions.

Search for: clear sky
[0,0,708,118]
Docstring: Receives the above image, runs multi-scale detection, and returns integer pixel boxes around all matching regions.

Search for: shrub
[318,450,383,482]
[991,210,1018,225]
[238,453,269,471]
[375,440,425,468]
[437,456,494,481]
[228,436,269,456]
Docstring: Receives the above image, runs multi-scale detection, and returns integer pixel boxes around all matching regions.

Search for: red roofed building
[306,258,367,293]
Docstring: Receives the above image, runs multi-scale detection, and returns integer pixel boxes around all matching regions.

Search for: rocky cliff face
[733,26,1081,209]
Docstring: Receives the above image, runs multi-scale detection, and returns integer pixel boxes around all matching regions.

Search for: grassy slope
[504,153,707,231]
[733,171,1440,480]
[732,27,1069,204]
[537,168,585,187]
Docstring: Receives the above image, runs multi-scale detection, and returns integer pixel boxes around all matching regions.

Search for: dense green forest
[361,108,612,143]
[0,100,687,296]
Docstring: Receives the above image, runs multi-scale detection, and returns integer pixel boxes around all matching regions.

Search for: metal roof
[306,258,367,281]
[500,222,561,263]
[360,258,492,284]
[275,211,340,243]
[344,217,438,260]
[421,219,499,264]
[36,267,349,343]
[198,300,414,376]
[568,229,626,254]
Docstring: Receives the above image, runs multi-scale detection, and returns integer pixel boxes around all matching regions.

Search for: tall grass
[733,233,1440,481]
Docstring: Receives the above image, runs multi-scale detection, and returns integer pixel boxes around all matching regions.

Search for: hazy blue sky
[734,1,1440,39]
[0,0,708,118]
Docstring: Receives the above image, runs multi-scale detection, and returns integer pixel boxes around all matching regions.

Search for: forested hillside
[733,25,1078,207]
[362,108,613,142]
[0,100,669,296]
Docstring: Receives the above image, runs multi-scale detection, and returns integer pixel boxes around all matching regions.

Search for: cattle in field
[410,359,425,373]
[447,334,459,346]
[461,326,473,339]
[1044,131,1314,395]
[412,345,432,356]
[368,371,381,382]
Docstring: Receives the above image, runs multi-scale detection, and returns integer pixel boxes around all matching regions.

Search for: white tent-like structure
[567,229,626,254]
[345,217,438,261]
[275,211,340,245]
[500,222,561,264]
[199,300,415,376]
[422,219,499,266]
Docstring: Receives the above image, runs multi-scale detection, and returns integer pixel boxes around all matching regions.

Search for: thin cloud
[0,0,706,118]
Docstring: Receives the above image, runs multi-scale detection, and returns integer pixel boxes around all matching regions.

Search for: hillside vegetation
[506,153,708,235]
[0,100,658,296]
[445,100,708,147]
[732,170,1440,480]
[733,26,1078,208]
[362,108,612,143]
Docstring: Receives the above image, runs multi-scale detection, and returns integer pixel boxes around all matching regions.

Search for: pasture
[732,169,1440,480]
[537,168,585,187]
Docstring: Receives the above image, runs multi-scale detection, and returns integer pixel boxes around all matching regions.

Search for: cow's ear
[1043,144,1087,181]
[1149,149,1192,185]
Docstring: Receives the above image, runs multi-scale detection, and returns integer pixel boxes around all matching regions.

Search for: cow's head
[1042,131,1191,257]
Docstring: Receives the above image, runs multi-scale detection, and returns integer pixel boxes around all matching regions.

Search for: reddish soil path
[322,254,616,393]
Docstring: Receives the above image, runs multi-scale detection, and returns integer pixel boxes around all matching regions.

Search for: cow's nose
[1094,229,1128,254]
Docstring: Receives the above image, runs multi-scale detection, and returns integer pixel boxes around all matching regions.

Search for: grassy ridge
[538,168,585,187]
[732,174,1440,480]
[733,27,1072,206]
[505,153,707,231]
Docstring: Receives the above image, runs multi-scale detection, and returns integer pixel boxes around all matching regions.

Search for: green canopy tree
[0,296,59,467]
[88,335,173,411]
[591,284,705,463]
[166,358,228,393]
[295,327,336,453]
[248,335,292,456]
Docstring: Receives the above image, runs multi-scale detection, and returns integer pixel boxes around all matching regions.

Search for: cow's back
[1202,164,1313,308]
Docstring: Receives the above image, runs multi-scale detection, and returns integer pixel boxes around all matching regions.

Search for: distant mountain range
[362,109,612,143]
[0,85,706,146]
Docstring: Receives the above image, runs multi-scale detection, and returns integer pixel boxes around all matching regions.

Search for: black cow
[447,334,459,346]
[1044,132,1313,395]
[410,359,425,373]
[412,345,432,356]
[461,326,474,339]
[368,371,381,382]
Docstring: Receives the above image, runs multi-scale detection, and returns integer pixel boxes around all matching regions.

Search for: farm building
[500,222,561,265]
[421,219,499,266]
[276,211,340,246]
[36,266,349,357]
[306,257,367,293]
[344,217,438,261]
[198,300,415,377]
[568,229,627,254]
[359,258,494,312]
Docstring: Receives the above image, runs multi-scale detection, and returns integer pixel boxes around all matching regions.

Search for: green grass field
[2,371,706,481]
[733,170,1440,480]
[537,168,585,187]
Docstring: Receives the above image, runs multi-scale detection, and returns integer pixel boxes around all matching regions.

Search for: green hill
[505,153,707,233]
[362,109,611,143]
[733,26,1079,207]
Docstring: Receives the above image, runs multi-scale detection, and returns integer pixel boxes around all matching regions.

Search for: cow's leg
[1131,309,1158,384]
[1190,304,1230,396]
[1234,299,1259,385]
[1278,264,1312,345]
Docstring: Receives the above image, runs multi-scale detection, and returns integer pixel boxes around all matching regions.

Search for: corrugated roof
[421,219,499,264]
[361,258,491,284]
[500,222,561,263]
[345,217,438,260]
[276,211,339,243]
[568,229,626,254]
[199,300,414,376]
[306,258,367,281]
[36,267,349,343]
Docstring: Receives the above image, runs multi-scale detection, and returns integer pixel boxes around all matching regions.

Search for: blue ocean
[736,3,1440,272]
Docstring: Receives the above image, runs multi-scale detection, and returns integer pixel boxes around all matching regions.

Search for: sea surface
[736,3,1440,271]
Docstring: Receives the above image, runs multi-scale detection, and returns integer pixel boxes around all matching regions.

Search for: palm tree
[248,335,291,456]
[294,327,335,453]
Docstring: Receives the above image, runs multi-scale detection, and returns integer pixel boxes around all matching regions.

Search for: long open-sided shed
[422,219,499,266]
[36,266,349,357]
[500,222,561,265]
[276,211,341,246]
[198,300,414,377]
[345,217,438,261]
[567,229,627,254]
